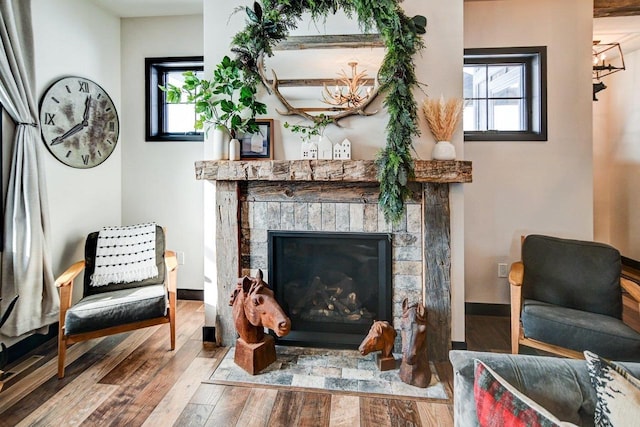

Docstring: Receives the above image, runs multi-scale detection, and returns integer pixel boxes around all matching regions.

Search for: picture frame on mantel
[240,118,274,160]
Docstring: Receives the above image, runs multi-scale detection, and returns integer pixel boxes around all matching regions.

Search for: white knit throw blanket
[90,223,159,287]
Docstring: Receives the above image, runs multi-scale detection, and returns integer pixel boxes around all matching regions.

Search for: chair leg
[511,325,521,355]
[58,335,67,379]
[169,308,176,351]
[510,284,522,354]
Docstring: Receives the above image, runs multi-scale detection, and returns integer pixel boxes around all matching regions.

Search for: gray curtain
[0,0,58,336]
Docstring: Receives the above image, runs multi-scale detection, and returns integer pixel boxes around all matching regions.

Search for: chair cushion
[521,299,640,362]
[522,234,622,318]
[83,225,165,296]
[65,284,167,335]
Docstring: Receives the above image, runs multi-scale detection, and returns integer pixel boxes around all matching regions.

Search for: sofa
[450,350,640,426]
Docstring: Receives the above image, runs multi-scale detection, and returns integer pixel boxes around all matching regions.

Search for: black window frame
[145,56,204,142]
[0,104,3,251]
[464,46,547,142]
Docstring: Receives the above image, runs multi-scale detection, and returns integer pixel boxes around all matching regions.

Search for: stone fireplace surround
[196,159,472,361]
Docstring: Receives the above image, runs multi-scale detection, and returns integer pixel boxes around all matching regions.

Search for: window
[146,56,204,142]
[463,47,547,141]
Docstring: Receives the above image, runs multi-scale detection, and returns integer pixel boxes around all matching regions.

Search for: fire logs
[286,273,375,323]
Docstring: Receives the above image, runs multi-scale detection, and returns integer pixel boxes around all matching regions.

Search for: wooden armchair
[56,225,177,378]
[509,234,640,361]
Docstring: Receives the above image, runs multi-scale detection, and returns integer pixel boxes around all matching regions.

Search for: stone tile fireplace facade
[196,159,472,361]
[240,181,423,326]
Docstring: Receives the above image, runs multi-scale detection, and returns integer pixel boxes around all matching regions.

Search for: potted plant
[283,118,326,143]
[421,96,463,160]
[161,55,267,160]
[284,115,334,159]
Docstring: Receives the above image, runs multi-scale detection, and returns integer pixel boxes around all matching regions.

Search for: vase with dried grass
[422,96,463,160]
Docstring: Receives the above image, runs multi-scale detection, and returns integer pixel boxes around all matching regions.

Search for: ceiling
[87,0,202,18]
[86,0,640,19]
[595,0,640,18]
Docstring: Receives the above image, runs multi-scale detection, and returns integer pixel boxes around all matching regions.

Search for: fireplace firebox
[268,231,392,348]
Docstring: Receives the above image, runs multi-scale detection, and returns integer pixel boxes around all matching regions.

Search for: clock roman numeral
[82,154,90,165]
[109,121,115,131]
[44,113,55,126]
[78,81,89,93]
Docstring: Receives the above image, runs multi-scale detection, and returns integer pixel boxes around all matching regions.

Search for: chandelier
[592,41,625,101]
[322,61,374,108]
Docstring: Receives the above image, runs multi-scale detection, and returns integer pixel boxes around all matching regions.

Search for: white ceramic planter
[229,138,241,161]
[431,141,456,160]
[212,126,230,160]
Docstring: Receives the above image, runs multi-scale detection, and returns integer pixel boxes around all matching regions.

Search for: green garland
[231,0,426,223]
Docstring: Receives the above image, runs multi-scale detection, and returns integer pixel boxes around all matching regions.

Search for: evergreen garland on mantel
[231,0,427,223]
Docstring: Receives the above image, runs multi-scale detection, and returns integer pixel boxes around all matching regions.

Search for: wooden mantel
[195,159,472,183]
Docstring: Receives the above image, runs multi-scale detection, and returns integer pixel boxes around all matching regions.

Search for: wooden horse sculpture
[358,320,397,371]
[229,270,291,374]
[399,298,432,388]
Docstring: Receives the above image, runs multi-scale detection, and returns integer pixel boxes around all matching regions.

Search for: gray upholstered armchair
[509,234,640,362]
[55,225,177,378]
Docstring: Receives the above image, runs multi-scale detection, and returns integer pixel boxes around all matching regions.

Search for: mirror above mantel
[260,33,385,123]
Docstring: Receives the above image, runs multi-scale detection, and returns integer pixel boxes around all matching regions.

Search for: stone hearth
[196,159,472,361]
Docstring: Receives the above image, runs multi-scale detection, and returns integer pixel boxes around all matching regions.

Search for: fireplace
[197,159,472,361]
[268,231,392,348]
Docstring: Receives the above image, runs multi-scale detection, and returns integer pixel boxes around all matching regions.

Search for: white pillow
[584,350,640,427]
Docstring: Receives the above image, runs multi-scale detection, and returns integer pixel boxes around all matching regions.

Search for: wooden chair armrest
[56,260,85,327]
[621,277,640,302]
[509,262,524,286]
[164,250,178,294]
[165,250,178,272]
[55,261,85,288]
[509,261,524,354]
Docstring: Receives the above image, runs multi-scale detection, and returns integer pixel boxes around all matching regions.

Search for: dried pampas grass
[422,96,463,142]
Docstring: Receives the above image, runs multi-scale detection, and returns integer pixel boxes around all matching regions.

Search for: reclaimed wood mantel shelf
[195,159,472,183]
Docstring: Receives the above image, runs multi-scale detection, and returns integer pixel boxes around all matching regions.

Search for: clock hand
[51,96,92,146]
[50,122,85,146]
[82,95,91,124]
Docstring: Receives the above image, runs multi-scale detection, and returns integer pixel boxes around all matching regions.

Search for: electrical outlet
[177,252,185,265]
[498,263,508,278]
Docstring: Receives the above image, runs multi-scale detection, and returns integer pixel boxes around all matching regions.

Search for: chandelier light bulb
[322,61,374,108]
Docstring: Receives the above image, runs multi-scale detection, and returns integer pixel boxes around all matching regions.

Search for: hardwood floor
[0,300,510,426]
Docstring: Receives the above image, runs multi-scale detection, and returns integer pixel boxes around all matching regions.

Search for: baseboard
[451,341,467,350]
[465,302,510,317]
[4,323,58,367]
[177,289,204,301]
[202,326,216,343]
[622,255,640,271]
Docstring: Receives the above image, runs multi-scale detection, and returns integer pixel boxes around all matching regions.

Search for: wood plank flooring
[0,300,510,426]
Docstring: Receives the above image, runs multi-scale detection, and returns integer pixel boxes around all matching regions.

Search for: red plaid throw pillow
[473,360,576,427]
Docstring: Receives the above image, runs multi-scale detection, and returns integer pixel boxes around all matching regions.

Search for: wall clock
[39,76,119,168]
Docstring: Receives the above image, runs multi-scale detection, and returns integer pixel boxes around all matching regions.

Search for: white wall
[464,0,594,303]
[594,47,640,259]
[0,0,121,348]
[32,0,121,293]
[203,0,466,341]
[120,15,204,290]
